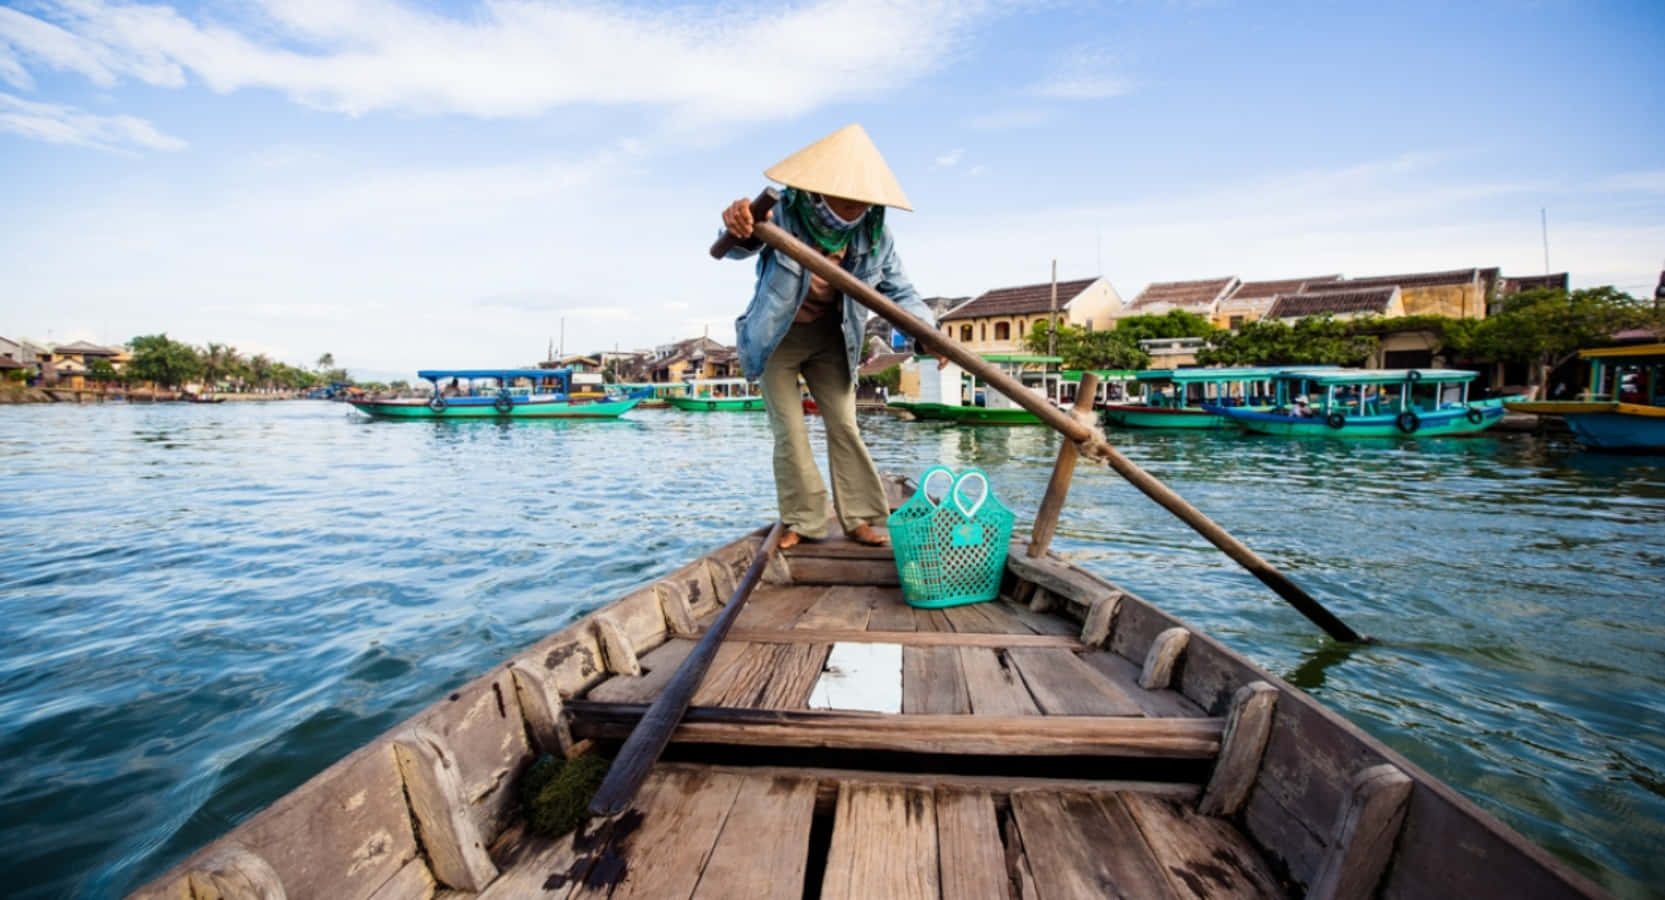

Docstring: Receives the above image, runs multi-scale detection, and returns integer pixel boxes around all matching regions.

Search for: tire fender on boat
[1465,407,1485,425]
[1406,370,1423,382]
[494,393,513,414]
[1326,411,1346,429]
[1396,411,1420,433]
[428,396,447,412]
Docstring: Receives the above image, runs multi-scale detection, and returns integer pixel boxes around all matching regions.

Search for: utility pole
[1048,259,1058,357]
[1541,208,1550,274]
[559,317,565,360]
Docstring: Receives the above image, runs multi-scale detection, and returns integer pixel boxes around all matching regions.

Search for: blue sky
[2,0,1661,378]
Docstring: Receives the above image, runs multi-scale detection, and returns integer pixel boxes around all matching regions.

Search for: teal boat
[1216,368,1506,437]
[1103,367,1297,429]
[348,369,639,420]
[1506,342,1665,452]
[666,378,766,412]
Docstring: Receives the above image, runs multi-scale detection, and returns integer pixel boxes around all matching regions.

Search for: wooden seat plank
[570,768,746,900]
[934,788,1008,900]
[1078,649,1207,719]
[690,774,818,900]
[902,645,970,714]
[756,643,833,710]
[957,647,1041,717]
[1007,647,1146,716]
[820,783,940,900]
[693,643,791,708]
[1116,792,1287,899]
[1011,791,1178,900]
[703,628,1081,649]
[584,639,695,703]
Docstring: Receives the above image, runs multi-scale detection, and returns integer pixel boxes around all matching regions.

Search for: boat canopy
[1060,369,1138,381]
[1283,368,1477,385]
[418,368,572,382]
[1579,342,1665,361]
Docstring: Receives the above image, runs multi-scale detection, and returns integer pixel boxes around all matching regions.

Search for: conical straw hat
[764,123,912,211]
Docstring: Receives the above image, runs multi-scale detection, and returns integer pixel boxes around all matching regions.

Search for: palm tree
[316,352,335,371]
[248,354,275,392]
[202,343,243,391]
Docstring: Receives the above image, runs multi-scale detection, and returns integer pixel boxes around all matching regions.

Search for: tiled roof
[1501,273,1569,294]
[939,278,1100,321]
[52,340,121,356]
[1333,268,1480,289]
[0,357,25,370]
[1267,287,1398,318]
[858,352,911,376]
[1127,277,1237,311]
[1225,275,1343,301]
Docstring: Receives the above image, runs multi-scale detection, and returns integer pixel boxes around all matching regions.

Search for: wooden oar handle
[709,188,780,259]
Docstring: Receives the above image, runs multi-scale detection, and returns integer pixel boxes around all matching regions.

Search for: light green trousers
[761,315,888,540]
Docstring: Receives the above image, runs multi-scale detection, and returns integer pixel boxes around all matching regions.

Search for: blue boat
[1506,342,1665,451]
[1215,369,1507,437]
[348,368,639,419]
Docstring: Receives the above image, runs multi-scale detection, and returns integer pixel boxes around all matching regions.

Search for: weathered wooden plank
[1308,764,1413,900]
[1199,682,1278,817]
[573,769,746,900]
[999,598,1078,636]
[1006,552,1119,606]
[659,558,719,619]
[820,783,939,900]
[657,582,698,636]
[1007,647,1146,716]
[1081,592,1122,646]
[1028,584,1057,613]
[706,627,1083,648]
[565,703,1224,757]
[1077,650,1205,719]
[756,643,833,710]
[691,775,818,899]
[902,645,970,714]
[691,642,781,708]
[1141,627,1191,690]
[413,669,532,840]
[916,607,956,633]
[864,591,917,631]
[509,660,574,758]
[186,846,285,900]
[793,585,876,630]
[364,858,434,900]
[1011,790,1176,899]
[1118,791,1287,899]
[937,601,1006,633]
[957,647,1041,717]
[783,557,899,586]
[934,789,1007,900]
[583,639,695,704]
[1109,592,1177,666]
[732,585,824,630]
[594,614,642,678]
[390,729,497,892]
[653,761,1202,804]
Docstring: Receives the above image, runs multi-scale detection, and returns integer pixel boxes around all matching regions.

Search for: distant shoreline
[0,387,302,405]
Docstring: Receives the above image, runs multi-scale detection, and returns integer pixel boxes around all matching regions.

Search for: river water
[1,401,1661,898]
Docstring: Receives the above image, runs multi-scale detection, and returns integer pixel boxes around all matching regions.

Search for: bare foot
[849,523,889,546]
[778,530,802,550]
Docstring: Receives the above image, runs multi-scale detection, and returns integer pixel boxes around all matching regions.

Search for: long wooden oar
[588,521,786,815]
[715,188,1367,644]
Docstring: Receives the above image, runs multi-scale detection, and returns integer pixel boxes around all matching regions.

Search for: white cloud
[968,164,989,176]
[1032,47,1132,99]
[0,90,184,151]
[933,148,964,168]
[0,0,1008,126]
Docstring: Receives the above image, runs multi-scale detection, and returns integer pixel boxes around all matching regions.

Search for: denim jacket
[727,204,936,382]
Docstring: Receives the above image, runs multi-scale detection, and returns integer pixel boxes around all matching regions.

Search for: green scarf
[785,188,886,256]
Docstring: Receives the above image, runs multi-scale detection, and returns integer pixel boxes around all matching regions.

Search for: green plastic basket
[888,466,1015,608]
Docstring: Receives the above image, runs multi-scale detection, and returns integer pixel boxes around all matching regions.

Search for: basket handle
[917,465,955,506]
[951,469,990,519]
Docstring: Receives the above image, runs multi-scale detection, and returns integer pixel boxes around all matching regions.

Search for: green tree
[1113,310,1218,343]
[126,334,203,388]
[316,352,335,371]
[858,364,902,393]
[1196,316,1376,367]
[86,357,118,388]
[1026,320,1151,370]
[247,354,275,391]
[201,342,243,390]
[1465,286,1659,392]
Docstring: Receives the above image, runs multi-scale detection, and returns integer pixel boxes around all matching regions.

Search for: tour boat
[1215,369,1507,437]
[949,354,1065,425]
[1102,367,1298,429]
[131,480,1602,899]
[1504,342,1665,451]
[347,369,639,420]
[665,378,766,412]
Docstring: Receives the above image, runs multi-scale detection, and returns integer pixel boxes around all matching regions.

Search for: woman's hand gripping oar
[588,521,787,816]
[714,187,1369,645]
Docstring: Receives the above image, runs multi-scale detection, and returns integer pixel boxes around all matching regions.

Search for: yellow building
[1265,287,1406,322]
[1328,268,1494,319]
[938,277,1125,354]
[1212,276,1342,329]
